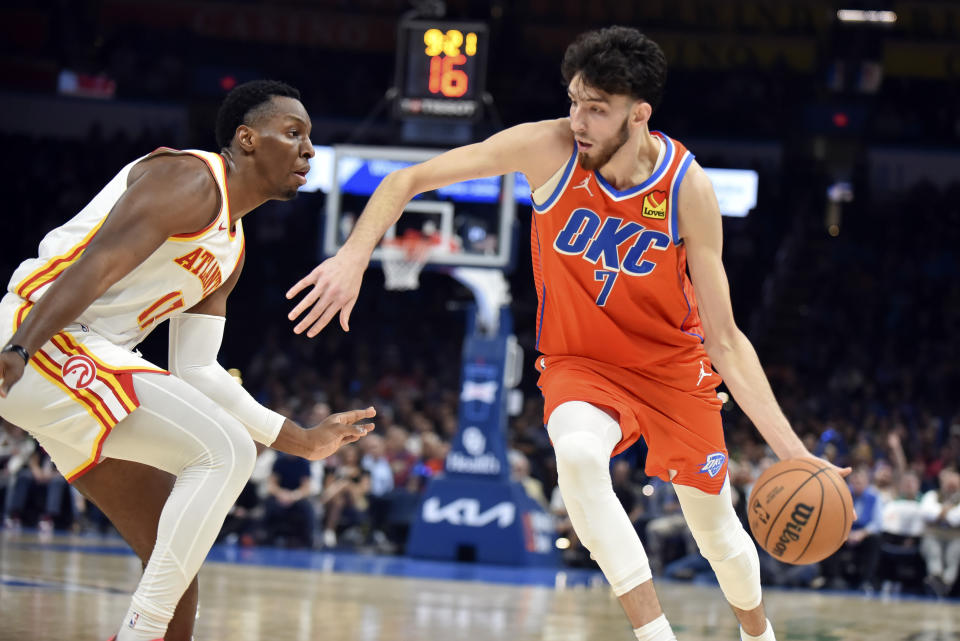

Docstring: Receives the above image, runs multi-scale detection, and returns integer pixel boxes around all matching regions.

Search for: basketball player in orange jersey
[288,27,850,641]
[0,80,375,641]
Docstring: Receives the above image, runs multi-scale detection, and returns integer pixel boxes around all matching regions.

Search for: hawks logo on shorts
[62,355,97,390]
[6,296,165,482]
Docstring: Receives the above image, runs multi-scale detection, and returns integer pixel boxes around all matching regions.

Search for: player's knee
[229,425,257,480]
[684,505,744,561]
[681,504,762,609]
[675,481,743,560]
[693,521,747,561]
[205,419,257,483]
[553,431,609,491]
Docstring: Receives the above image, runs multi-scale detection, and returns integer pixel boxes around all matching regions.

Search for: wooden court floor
[2,531,959,641]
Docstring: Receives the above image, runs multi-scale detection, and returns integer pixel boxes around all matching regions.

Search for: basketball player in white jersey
[0,80,375,641]
[287,29,849,641]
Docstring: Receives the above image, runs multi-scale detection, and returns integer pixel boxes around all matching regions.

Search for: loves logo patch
[642,190,667,219]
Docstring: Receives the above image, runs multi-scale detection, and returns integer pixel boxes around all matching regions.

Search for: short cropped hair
[561,27,667,110]
[214,80,301,149]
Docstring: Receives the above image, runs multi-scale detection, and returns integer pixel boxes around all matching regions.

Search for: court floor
[2,531,958,641]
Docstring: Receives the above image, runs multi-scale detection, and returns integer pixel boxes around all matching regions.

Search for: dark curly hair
[214,80,301,149]
[561,27,667,110]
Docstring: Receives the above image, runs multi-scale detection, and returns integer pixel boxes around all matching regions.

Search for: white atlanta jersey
[7,148,245,351]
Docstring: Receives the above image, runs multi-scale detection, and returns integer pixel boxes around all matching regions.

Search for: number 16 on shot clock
[395,20,489,121]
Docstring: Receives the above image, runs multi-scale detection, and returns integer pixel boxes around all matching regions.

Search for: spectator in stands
[820,467,884,591]
[263,451,316,548]
[872,460,896,503]
[644,480,692,576]
[3,445,74,532]
[611,460,644,527]
[549,484,588,566]
[416,432,447,479]
[361,434,394,546]
[878,471,927,593]
[882,471,926,539]
[361,434,394,497]
[919,468,960,597]
[220,446,280,548]
[0,422,33,525]
[509,449,549,510]
[385,425,417,488]
[320,445,370,547]
[35,452,77,535]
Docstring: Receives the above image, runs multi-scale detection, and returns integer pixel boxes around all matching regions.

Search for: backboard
[322,145,517,269]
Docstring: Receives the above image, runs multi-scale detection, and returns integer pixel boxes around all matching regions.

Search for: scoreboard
[394,20,489,121]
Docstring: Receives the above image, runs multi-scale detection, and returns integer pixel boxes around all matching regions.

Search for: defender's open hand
[305,406,376,460]
[286,252,367,337]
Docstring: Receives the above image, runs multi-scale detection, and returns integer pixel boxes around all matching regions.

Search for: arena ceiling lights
[836,9,898,24]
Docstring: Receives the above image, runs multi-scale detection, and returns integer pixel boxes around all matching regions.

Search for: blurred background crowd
[1,0,959,600]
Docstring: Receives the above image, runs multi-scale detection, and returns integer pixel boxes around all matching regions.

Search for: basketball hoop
[381,235,437,291]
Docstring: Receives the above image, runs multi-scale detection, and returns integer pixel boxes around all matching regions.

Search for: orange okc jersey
[531,131,708,376]
[530,131,728,493]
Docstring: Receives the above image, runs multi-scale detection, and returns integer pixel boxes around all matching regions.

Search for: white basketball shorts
[0,293,167,481]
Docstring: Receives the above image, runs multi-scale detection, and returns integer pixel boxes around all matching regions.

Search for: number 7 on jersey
[594,270,619,307]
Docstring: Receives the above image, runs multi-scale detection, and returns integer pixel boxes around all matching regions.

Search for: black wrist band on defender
[2,344,29,365]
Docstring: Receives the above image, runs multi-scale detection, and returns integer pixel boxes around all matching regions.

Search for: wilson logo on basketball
[62,354,97,390]
[772,502,814,557]
[641,190,667,219]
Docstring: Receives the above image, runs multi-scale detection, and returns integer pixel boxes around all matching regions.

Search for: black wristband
[2,344,29,365]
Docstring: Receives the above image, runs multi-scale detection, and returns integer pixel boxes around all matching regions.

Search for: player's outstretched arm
[169,252,283,444]
[679,162,850,477]
[171,258,375,458]
[0,156,220,397]
[286,120,572,337]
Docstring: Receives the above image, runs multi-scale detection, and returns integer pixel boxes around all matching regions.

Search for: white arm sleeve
[168,313,285,445]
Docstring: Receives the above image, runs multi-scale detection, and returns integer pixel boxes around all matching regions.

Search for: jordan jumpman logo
[572,175,594,197]
[697,360,714,386]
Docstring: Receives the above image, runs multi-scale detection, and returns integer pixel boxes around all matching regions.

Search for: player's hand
[286,251,368,337]
[792,451,852,479]
[0,350,27,398]
[793,450,858,522]
[304,407,376,461]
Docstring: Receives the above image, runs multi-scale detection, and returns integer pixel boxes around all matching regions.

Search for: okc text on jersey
[553,208,671,276]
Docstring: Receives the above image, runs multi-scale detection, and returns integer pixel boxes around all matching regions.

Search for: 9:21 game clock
[394,20,489,121]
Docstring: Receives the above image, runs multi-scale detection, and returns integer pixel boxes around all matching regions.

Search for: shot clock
[394,20,489,121]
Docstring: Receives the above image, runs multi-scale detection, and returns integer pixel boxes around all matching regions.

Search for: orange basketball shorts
[537,353,727,494]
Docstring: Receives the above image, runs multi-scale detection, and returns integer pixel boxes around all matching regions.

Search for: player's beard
[578,116,630,171]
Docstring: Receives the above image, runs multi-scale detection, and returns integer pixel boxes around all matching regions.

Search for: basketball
[747,458,854,565]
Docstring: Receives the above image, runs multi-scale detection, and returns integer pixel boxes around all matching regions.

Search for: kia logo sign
[422,497,515,528]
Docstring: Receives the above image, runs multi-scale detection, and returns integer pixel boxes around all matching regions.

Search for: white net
[381,240,434,291]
